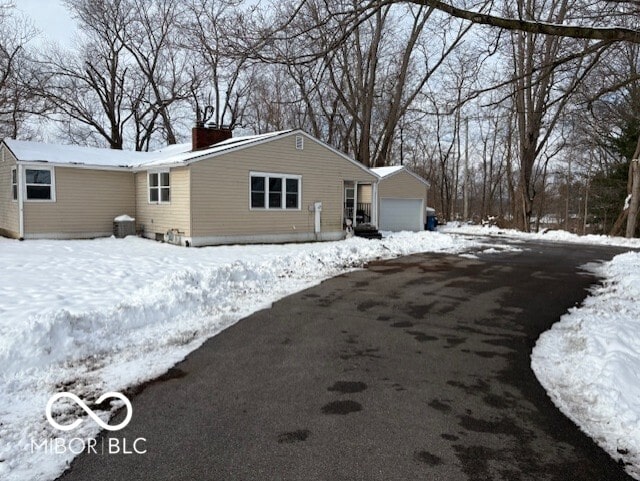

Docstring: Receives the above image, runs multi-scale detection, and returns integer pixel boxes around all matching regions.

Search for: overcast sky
[15,0,77,45]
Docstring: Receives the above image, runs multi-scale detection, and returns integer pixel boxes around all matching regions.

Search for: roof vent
[295,135,304,150]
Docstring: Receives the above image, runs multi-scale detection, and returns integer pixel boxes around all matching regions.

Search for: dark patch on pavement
[445,336,466,348]
[405,330,438,342]
[459,414,530,438]
[473,350,503,359]
[357,300,383,312]
[321,400,362,415]
[483,393,514,409]
[327,381,367,394]
[339,347,382,360]
[405,303,434,319]
[429,399,452,413]
[453,445,502,480]
[414,450,443,466]
[446,378,491,396]
[441,433,459,441]
[277,429,310,444]
[390,321,413,328]
[482,337,518,349]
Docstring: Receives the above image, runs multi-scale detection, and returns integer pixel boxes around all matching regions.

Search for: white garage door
[379,198,423,232]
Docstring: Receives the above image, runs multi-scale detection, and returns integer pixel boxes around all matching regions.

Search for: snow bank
[0,232,476,481]
[441,222,640,249]
[532,251,640,479]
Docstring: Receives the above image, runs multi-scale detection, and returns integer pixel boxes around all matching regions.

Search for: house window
[25,168,54,201]
[286,178,299,208]
[250,173,301,210]
[149,171,170,203]
[11,168,17,201]
[250,176,265,208]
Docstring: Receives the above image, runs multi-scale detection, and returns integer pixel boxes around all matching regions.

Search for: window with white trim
[25,168,54,201]
[11,168,17,201]
[250,173,300,210]
[148,171,170,203]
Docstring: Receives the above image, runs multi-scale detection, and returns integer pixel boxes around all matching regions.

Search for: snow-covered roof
[141,131,291,168]
[3,130,292,170]
[371,165,429,186]
[371,166,404,178]
[4,139,144,168]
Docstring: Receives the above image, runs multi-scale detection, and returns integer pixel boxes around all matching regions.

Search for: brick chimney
[192,123,232,151]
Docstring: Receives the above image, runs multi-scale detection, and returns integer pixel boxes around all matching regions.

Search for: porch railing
[344,202,372,224]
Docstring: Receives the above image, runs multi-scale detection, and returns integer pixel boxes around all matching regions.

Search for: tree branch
[399,0,640,43]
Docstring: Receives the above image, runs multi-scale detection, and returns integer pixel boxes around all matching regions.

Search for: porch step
[354,224,383,240]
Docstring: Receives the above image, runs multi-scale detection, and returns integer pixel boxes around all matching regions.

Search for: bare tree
[40,0,136,149]
[183,0,254,128]
[391,0,640,233]
[0,4,42,139]
[121,0,193,146]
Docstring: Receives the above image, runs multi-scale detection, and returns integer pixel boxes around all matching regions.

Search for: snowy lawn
[0,232,478,481]
[532,251,640,479]
[440,221,640,249]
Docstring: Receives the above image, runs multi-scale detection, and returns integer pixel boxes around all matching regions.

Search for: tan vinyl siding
[23,167,135,237]
[379,170,427,200]
[135,167,191,237]
[358,184,373,203]
[0,145,19,237]
[379,170,428,224]
[190,134,376,238]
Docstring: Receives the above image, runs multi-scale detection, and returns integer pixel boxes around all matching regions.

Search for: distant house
[371,166,429,232]
[1,128,380,246]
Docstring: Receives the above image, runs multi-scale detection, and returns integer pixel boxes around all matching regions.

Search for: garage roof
[371,166,429,186]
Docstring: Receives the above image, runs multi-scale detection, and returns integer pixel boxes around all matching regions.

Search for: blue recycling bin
[425,207,437,231]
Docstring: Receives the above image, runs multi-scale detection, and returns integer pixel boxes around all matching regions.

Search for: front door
[345,187,355,221]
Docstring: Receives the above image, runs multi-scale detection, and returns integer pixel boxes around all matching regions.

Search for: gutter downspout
[372,181,379,228]
[17,163,25,239]
[353,181,358,227]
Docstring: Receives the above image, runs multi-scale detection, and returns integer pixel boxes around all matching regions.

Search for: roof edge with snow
[371,165,429,186]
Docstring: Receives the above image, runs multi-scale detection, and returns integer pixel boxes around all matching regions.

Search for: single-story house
[1,128,384,246]
[370,166,429,232]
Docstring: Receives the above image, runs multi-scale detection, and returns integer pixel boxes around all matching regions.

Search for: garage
[379,198,424,231]
[372,166,429,232]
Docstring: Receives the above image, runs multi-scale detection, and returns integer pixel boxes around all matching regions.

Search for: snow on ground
[5,226,640,481]
[532,251,640,479]
[0,232,478,481]
[440,222,640,249]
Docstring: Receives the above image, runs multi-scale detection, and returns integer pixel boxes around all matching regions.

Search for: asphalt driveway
[58,240,634,480]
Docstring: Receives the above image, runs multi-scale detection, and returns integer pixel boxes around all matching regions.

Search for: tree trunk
[625,134,640,237]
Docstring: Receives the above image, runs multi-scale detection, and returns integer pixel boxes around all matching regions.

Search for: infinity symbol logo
[46,392,133,432]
